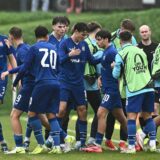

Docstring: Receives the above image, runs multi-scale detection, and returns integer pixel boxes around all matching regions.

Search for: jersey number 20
[40,48,57,69]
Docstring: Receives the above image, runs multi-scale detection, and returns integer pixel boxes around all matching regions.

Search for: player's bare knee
[10,111,20,120]
[58,110,66,118]
[97,108,106,119]
[142,112,152,120]
[77,106,87,116]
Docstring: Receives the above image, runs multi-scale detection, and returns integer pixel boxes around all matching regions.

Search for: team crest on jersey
[0,41,3,47]
[82,46,85,51]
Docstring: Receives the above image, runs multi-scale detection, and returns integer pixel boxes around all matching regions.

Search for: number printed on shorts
[0,87,6,98]
[102,94,110,103]
[14,94,22,105]
[40,48,57,69]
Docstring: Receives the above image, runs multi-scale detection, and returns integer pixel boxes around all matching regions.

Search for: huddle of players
[0,15,159,154]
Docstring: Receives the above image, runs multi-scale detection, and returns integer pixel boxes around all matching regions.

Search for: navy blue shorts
[29,81,60,114]
[100,92,122,110]
[60,85,87,106]
[14,84,34,112]
[0,78,8,102]
[126,91,154,113]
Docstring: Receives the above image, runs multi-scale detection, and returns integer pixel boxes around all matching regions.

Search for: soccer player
[105,19,137,151]
[138,25,159,131]
[57,22,100,150]
[49,16,70,51]
[1,27,52,153]
[113,31,156,153]
[1,27,36,153]
[47,16,75,148]
[82,30,127,153]
[75,22,103,148]
[45,16,68,141]
[137,44,160,152]
[13,26,62,154]
[0,32,17,153]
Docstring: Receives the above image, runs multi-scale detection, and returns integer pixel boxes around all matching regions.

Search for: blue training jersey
[48,34,66,52]
[14,40,59,85]
[101,44,119,93]
[0,35,13,74]
[59,37,100,86]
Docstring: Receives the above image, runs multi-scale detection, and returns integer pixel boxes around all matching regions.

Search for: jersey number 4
[40,48,57,69]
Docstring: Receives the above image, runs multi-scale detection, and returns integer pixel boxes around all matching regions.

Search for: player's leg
[46,83,62,154]
[38,114,50,139]
[0,122,8,153]
[119,98,128,150]
[122,94,143,154]
[82,106,108,153]
[57,87,70,141]
[141,92,156,151]
[10,109,24,145]
[73,87,87,148]
[0,78,8,153]
[28,84,48,154]
[87,90,101,144]
[105,113,116,150]
[112,108,127,148]
[82,93,111,153]
[11,86,32,150]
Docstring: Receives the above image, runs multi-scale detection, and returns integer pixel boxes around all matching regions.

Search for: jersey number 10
[40,48,57,69]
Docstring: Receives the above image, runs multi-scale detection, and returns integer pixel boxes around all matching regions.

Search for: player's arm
[86,44,101,65]
[59,41,80,64]
[1,66,22,80]
[13,47,35,87]
[5,38,17,68]
[8,54,17,69]
[112,54,123,79]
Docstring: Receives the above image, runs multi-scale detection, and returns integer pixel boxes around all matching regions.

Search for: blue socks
[28,116,44,145]
[143,118,156,141]
[14,134,23,147]
[57,117,67,139]
[0,122,4,142]
[25,121,32,139]
[95,132,104,145]
[49,118,60,146]
[127,120,136,146]
[78,119,87,146]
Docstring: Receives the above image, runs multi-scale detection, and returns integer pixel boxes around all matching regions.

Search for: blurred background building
[0,0,159,11]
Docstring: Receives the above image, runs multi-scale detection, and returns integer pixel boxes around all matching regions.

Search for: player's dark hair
[119,31,132,42]
[52,16,70,26]
[63,16,70,26]
[72,22,89,33]
[95,30,111,42]
[35,26,49,38]
[9,27,22,39]
[121,19,135,32]
[87,22,102,33]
